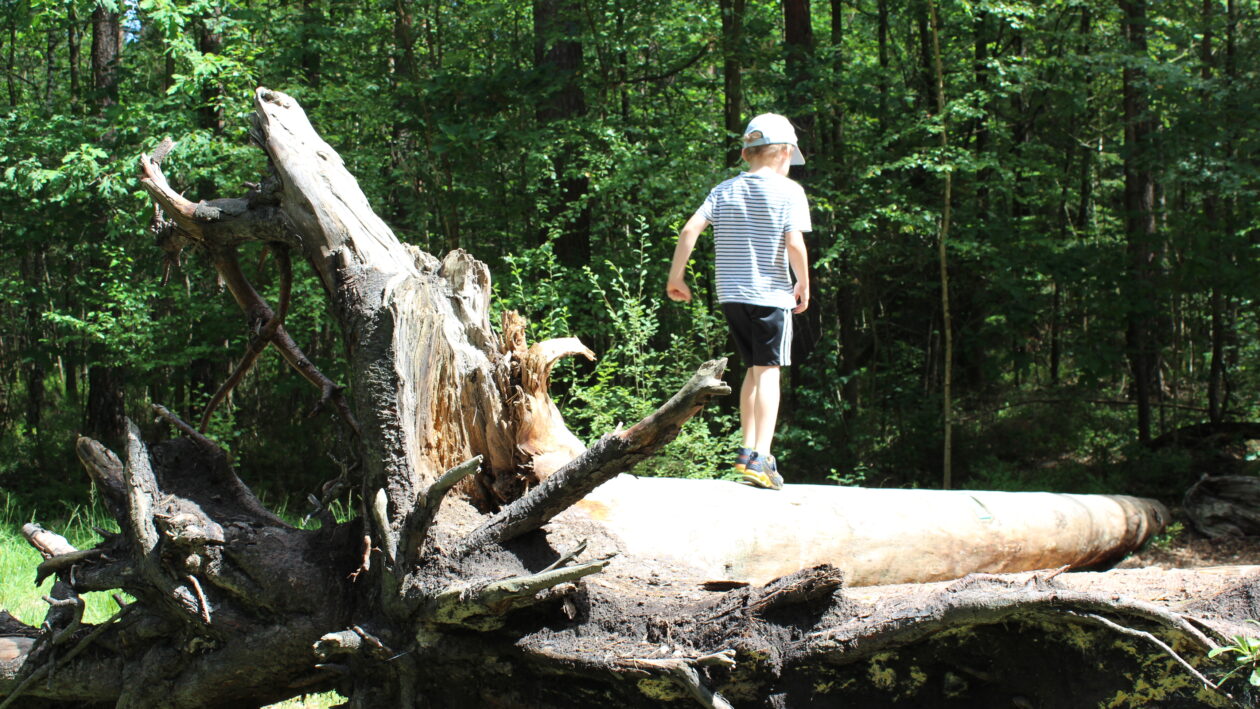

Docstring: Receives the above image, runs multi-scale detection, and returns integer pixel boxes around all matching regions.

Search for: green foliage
[1149,521,1185,551]
[497,220,741,479]
[1209,622,1260,689]
[0,0,1259,507]
[0,493,128,626]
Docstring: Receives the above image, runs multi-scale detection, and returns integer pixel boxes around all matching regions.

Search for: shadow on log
[1,89,1254,709]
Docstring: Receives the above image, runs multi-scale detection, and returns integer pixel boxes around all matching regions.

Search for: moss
[934,625,978,644]
[636,677,687,701]
[906,665,928,692]
[867,653,898,691]
[1060,621,1099,652]
[1103,661,1230,708]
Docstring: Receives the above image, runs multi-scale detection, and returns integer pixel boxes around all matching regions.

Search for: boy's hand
[666,278,692,303]
[793,282,810,313]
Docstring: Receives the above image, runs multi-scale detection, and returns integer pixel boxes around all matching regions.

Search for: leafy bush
[495,220,741,480]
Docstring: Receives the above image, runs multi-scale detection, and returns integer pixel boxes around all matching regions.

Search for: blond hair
[741,135,793,161]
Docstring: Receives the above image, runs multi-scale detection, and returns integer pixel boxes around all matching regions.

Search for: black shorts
[722,302,793,367]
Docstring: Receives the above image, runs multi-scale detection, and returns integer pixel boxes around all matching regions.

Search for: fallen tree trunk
[1186,474,1260,538]
[563,476,1168,586]
[1,89,1252,709]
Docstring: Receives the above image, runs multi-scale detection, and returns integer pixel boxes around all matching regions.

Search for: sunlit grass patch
[265,691,345,708]
[0,492,130,625]
[1,490,348,708]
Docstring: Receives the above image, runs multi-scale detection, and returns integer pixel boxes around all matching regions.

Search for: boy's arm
[785,230,810,314]
[666,213,710,302]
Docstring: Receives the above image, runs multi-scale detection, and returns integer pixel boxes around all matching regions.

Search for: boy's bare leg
[740,368,759,450]
[750,365,780,455]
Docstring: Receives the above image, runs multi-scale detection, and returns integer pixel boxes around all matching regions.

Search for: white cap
[743,113,805,165]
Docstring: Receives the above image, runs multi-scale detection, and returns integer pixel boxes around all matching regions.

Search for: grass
[0,491,346,708]
[0,492,128,626]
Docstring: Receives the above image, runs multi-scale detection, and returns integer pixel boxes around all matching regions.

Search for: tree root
[798,582,1221,664]
[426,547,614,630]
[1067,610,1237,705]
[0,604,134,709]
[620,650,738,709]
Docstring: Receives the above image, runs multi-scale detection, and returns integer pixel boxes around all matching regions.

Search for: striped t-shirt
[695,172,812,309]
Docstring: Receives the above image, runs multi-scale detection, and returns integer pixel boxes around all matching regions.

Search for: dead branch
[138,147,295,249]
[188,575,212,624]
[121,422,209,623]
[0,604,134,709]
[313,626,393,662]
[75,437,128,519]
[796,583,1220,665]
[152,404,219,451]
[426,555,614,630]
[454,359,729,555]
[400,456,482,564]
[20,523,77,558]
[35,549,105,586]
[199,244,293,432]
[627,656,734,709]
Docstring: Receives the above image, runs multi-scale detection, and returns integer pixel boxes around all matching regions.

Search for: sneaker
[734,447,753,474]
[740,452,784,490]
[763,454,785,488]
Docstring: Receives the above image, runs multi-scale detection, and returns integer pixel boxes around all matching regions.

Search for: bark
[66,0,80,107]
[534,0,590,267]
[0,91,1234,709]
[1185,475,1260,538]
[926,0,953,489]
[719,0,745,167]
[89,2,118,110]
[1119,0,1161,443]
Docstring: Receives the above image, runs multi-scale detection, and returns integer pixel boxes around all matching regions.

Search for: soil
[1117,531,1260,571]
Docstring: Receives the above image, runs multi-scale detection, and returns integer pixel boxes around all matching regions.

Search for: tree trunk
[83,0,124,449]
[926,0,953,489]
[534,0,590,267]
[876,0,888,131]
[0,92,1242,709]
[66,0,80,108]
[89,2,118,110]
[1120,0,1161,443]
[719,0,745,167]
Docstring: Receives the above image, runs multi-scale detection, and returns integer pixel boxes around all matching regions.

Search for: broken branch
[138,146,295,248]
[454,359,729,555]
[199,244,294,432]
[427,555,614,629]
[20,524,76,559]
[0,603,134,709]
[400,456,482,563]
[621,650,737,709]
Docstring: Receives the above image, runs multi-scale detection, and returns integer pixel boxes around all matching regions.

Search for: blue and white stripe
[697,172,811,309]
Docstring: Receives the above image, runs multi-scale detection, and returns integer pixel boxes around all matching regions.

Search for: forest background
[1,0,1258,515]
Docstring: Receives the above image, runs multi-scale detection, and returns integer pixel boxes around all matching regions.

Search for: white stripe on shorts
[781,310,793,366]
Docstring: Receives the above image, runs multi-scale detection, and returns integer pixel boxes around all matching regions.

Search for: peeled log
[559,476,1168,586]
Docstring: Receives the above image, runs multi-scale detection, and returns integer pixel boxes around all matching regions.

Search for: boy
[666,113,811,490]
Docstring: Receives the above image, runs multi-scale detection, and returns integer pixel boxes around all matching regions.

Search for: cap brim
[790,145,806,165]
